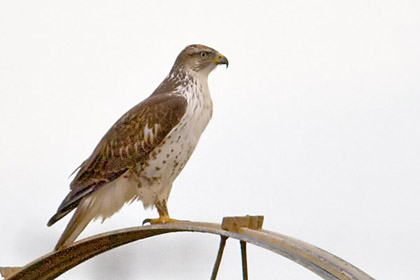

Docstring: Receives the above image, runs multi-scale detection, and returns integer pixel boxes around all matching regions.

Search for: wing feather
[48,93,187,226]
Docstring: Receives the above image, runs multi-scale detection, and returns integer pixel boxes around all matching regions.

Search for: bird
[47,44,228,250]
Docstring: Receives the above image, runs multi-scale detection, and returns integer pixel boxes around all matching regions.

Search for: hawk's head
[173,44,228,75]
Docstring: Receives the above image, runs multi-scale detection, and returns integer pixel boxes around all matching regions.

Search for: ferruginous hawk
[47,44,228,250]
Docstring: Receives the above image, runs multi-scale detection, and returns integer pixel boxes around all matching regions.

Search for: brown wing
[48,93,187,226]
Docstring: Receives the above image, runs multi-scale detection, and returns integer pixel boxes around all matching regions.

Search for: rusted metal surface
[0,268,21,279]
[1,218,375,280]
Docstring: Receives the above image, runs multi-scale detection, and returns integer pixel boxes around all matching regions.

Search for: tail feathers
[54,199,94,250]
[47,187,96,227]
[47,208,73,227]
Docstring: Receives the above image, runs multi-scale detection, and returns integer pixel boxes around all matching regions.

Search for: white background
[1,1,419,279]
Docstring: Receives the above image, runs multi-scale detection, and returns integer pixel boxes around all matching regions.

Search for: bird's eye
[200,51,208,58]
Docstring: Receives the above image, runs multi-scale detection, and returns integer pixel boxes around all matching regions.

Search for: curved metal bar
[2,221,374,280]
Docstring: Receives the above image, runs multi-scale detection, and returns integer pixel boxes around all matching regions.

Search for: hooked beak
[215,53,229,68]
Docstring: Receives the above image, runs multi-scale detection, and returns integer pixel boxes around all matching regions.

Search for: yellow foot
[142,216,180,225]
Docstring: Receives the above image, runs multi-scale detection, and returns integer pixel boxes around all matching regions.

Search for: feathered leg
[143,200,179,225]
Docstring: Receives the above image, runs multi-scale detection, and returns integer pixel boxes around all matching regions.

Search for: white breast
[134,72,213,208]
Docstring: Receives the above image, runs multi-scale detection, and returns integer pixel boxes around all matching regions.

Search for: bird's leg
[142,200,179,225]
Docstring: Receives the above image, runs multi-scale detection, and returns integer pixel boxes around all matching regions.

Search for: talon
[142,215,180,225]
[142,218,152,225]
[143,200,182,225]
